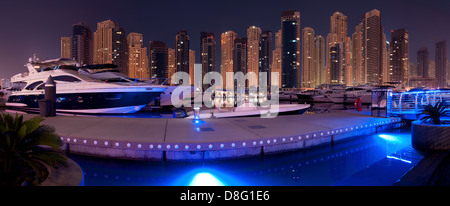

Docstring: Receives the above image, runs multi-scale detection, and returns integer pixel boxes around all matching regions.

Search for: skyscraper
[200,32,216,78]
[352,23,363,85]
[72,23,93,65]
[314,35,326,85]
[233,38,247,74]
[326,12,348,85]
[259,30,272,87]
[302,27,315,88]
[330,44,341,84]
[189,49,195,85]
[112,24,128,75]
[361,9,384,84]
[149,41,168,80]
[272,29,282,87]
[389,29,409,84]
[94,20,115,65]
[94,20,128,74]
[417,47,429,77]
[247,26,261,87]
[281,10,301,88]
[221,31,237,89]
[436,40,447,87]
[127,33,148,79]
[175,30,190,84]
[61,37,71,58]
[168,48,176,85]
[330,12,348,43]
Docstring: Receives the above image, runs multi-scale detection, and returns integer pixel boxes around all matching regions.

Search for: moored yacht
[5,56,167,114]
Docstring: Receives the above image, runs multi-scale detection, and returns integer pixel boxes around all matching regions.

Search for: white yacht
[5,56,167,114]
[312,85,346,103]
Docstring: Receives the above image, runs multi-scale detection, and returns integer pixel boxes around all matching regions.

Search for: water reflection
[69,127,417,186]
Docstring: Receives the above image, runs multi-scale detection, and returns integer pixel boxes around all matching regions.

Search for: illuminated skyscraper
[330,12,348,43]
[361,9,384,84]
[259,30,272,87]
[314,35,326,85]
[302,27,315,88]
[281,10,301,88]
[149,41,168,80]
[389,28,409,84]
[352,23,363,85]
[175,30,190,83]
[127,33,148,79]
[247,26,261,87]
[200,32,216,77]
[272,29,282,87]
[436,41,447,88]
[168,48,176,85]
[61,37,71,58]
[221,31,237,89]
[72,23,93,65]
[189,49,195,85]
[94,20,128,74]
[94,20,115,65]
[233,38,247,74]
[326,12,348,85]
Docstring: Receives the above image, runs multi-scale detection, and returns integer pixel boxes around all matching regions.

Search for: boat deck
[7,111,403,161]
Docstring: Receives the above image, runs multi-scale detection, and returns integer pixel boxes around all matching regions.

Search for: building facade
[259,30,272,87]
[389,29,409,84]
[200,32,216,78]
[61,37,72,58]
[302,27,315,88]
[72,23,93,65]
[361,9,384,84]
[175,30,190,84]
[221,31,237,89]
[149,41,169,80]
[94,20,128,75]
[247,26,261,87]
[127,33,148,79]
[281,10,301,88]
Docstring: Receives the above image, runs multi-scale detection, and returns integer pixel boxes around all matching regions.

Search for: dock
[8,111,404,161]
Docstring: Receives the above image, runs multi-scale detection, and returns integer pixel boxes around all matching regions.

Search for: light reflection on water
[69,127,416,186]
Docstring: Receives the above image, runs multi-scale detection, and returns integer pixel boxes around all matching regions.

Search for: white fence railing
[390,90,450,118]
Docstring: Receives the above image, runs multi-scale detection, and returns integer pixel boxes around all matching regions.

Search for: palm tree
[420,100,449,125]
[0,113,67,186]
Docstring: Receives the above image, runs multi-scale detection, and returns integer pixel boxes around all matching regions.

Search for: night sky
[1,0,449,79]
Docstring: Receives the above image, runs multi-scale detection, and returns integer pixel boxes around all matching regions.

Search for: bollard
[44,76,57,117]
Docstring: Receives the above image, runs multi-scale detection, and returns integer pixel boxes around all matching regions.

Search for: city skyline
[1,0,449,81]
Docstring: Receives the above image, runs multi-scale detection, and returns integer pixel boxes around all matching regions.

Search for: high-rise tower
[389,29,409,84]
[281,10,301,88]
[72,23,93,65]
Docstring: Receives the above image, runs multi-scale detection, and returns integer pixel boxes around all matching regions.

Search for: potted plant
[0,113,68,186]
[411,100,450,153]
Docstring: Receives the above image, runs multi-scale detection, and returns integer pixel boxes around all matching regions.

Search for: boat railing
[390,90,450,119]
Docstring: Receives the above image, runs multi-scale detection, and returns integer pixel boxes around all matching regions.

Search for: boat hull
[6,91,163,114]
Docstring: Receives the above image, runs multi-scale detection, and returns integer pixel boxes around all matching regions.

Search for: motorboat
[278,91,298,101]
[186,102,310,119]
[341,85,375,104]
[5,56,167,114]
[296,89,323,103]
[312,85,346,103]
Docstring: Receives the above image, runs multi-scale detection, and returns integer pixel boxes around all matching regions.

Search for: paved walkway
[3,110,403,160]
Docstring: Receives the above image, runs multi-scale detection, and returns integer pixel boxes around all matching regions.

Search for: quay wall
[64,120,405,161]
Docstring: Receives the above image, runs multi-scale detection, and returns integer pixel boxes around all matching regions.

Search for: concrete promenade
[6,111,403,161]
